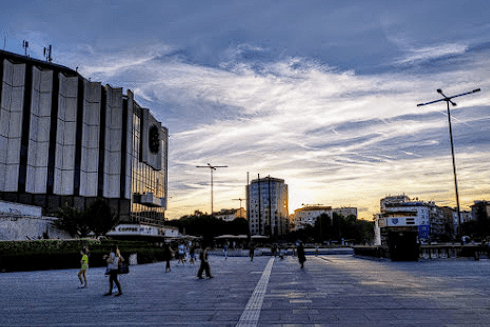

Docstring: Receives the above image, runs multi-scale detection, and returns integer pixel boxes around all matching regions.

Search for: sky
[1,1,490,220]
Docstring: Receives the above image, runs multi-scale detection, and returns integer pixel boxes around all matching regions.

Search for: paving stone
[1,254,490,326]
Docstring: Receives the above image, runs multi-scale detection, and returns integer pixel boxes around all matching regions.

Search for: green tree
[83,198,119,238]
[55,203,90,238]
[462,206,490,239]
[55,198,118,238]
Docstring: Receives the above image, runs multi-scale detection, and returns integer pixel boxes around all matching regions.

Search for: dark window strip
[120,97,128,199]
[18,63,33,192]
[73,77,84,195]
[46,71,60,194]
[97,86,106,197]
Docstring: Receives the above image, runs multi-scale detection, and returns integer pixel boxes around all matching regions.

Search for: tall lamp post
[417,88,481,240]
[196,163,228,215]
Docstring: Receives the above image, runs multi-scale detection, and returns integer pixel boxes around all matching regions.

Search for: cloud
[30,40,490,220]
[395,43,469,65]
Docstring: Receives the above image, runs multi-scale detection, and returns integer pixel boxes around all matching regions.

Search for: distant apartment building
[247,176,288,236]
[0,50,168,228]
[292,205,332,231]
[214,208,246,222]
[376,195,432,244]
[376,195,466,242]
[471,200,490,220]
[333,207,358,219]
[452,210,472,235]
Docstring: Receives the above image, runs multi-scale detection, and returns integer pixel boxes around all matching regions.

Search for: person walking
[189,243,196,265]
[77,248,89,288]
[223,242,228,260]
[197,246,213,279]
[164,243,173,273]
[103,245,123,296]
[177,242,186,265]
[249,241,255,261]
[297,241,306,269]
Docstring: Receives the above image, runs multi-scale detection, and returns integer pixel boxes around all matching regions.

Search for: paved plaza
[1,254,490,326]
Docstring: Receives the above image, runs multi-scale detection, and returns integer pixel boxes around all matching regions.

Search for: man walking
[197,246,213,279]
[297,241,306,269]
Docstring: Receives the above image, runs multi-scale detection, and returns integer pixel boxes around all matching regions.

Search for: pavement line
[236,258,274,327]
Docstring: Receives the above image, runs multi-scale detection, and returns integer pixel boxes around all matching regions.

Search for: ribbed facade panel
[103,85,122,198]
[80,80,101,197]
[0,60,25,192]
[54,73,78,195]
[26,66,52,194]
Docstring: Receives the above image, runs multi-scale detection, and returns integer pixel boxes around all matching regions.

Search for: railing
[354,244,489,260]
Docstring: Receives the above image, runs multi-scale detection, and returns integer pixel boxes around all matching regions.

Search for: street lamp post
[196,163,228,215]
[417,88,480,240]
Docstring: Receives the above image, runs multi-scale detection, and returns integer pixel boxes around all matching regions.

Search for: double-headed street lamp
[417,88,481,239]
[196,163,228,215]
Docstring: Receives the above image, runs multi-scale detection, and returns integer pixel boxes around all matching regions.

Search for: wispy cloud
[395,43,469,65]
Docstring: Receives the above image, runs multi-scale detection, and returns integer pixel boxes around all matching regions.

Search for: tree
[462,205,490,239]
[55,203,90,238]
[55,198,118,238]
[83,198,119,238]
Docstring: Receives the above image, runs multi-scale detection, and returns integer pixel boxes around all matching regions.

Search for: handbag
[118,263,129,274]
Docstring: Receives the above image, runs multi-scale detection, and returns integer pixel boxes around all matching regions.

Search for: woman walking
[103,245,123,296]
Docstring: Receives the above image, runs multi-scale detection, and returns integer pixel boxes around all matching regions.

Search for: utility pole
[196,163,227,215]
[258,174,261,235]
[417,88,480,240]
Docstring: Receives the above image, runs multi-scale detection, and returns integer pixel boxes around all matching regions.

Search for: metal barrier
[355,244,489,260]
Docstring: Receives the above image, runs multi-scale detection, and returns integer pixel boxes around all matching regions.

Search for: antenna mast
[43,45,52,62]
[22,40,29,56]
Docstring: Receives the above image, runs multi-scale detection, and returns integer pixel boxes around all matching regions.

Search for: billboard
[418,225,430,239]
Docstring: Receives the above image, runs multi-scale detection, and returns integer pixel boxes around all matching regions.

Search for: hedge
[0,239,167,272]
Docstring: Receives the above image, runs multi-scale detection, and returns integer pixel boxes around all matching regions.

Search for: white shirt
[108,252,119,270]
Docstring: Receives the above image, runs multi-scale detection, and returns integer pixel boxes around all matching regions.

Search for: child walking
[78,248,89,288]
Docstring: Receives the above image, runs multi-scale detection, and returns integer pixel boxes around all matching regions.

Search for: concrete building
[247,176,288,236]
[292,205,332,231]
[214,208,246,222]
[0,50,168,230]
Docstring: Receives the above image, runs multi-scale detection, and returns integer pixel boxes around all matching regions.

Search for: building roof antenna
[43,45,52,62]
[22,40,29,57]
[417,87,481,240]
